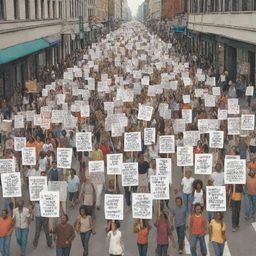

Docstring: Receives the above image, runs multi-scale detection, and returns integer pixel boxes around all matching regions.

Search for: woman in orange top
[133,219,151,256]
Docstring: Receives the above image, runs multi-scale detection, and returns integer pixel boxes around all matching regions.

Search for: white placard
[195,154,213,175]
[228,118,241,135]
[212,87,221,96]
[0,159,15,173]
[183,131,200,147]
[104,194,123,220]
[57,148,72,169]
[228,99,240,115]
[48,181,67,202]
[22,147,36,165]
[33,114,42,126]
[224,159,246,184]
[107,154,123,175]
[150,175,169,200]
[245,86,254,96]
[177,146,193,167]
[76,132,92,152]
[182,109,192,123]
[14,115,24,129]
[122,163,138,187]
[132,193,152,219]
[138,105,153,121]
[183,95,190,104]
[1,172,22,197]
[124,132,142,152]
[40,191,59,218]
[156,158,172,184]
[29,176,47,201]
[241,114,255,130]
[89,161,104,173]
[218,109,227,120]
[144,128,156,145]
[80,104,90,117]
[159,135,175,153]
[209,131,224,149]
[14,137,26,151]
[206,186,226,212]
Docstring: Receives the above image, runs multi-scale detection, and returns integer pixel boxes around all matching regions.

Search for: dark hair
[62,214,69,221]
[79,205,90,216]
[193,179,203,190]
[214,212,224,221]
[175,197,183,204]
[194,203,203,212]
[70,168,76,175]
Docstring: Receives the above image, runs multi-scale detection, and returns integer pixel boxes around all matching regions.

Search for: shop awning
[43,34,62,45]
[0,38,50,65]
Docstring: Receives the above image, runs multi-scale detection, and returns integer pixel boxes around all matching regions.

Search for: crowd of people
[0,21,256,256]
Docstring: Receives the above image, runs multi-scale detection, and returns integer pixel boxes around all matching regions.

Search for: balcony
[188,11,256,45]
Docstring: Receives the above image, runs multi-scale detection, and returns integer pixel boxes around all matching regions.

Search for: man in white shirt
[210,163,224,186]
[13,200,31,256]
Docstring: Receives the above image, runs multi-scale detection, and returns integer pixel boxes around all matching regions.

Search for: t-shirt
[172,206,186,227]
[137,228,149,245]
[0,217,14,237]
[210,172,224,186]
[156,220,171,245]
[13,207,30,229]
[190,214,206,235]
[181,177,195,194]
[67,175,80,193]
[210,219,226,244]
[246,177,256,195]
[107,230,123,255]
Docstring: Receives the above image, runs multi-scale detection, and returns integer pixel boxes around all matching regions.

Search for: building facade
[187,0,256,83]
[148,0,162,20]
[162,0,186,20]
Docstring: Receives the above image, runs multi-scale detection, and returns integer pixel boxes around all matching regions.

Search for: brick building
[162,0,186,20]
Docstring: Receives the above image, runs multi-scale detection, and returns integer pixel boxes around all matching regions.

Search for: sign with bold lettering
[29,176,47,201]
[22,147,36,166]
[122,163,138,186]
[40,191,59,218]
[156,158,172,184]
[224,159,246,184]
[159,135,175,153]
[104,194,124,220]
[206,186,226,212]
[0,159,15,173]
[76,132,92,152]
[144,128,156,145]
[107,154,123,175]
[209,131,224,149]
[150,175,169,200]
[1,172,21,197]
[124,132,141,152]
[195,154,213,175]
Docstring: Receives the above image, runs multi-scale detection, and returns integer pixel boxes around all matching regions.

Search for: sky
[127,0,145,16]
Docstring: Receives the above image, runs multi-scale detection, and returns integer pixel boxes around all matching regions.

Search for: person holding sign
[133,219,151,256]
[192,180,205,208]
[67,169,80,208]
[245,169,256,221]
[74,206,96,256]
[209,212,227,256]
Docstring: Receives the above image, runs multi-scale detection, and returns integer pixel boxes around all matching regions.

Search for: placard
[14,137,26,151]
[218,109,227,120]
[241,114,255,130]
[57,148,72,169]
[40,191,59,218]
[156,158,172,184]
[209,131,224,149]
[228,118,240,135]
[0,159,15,173]
[206,186,226,212]
[124,132,142,152]
[48,181,67,202]
[183,131,200,146]
[76,132,92,152]
[177,146,193,167]
[144,128,156,145]
[159,135,175,153]
[29,176,47,201]
[224,159,246,184]
[182,109,192,123]
[122,163,138,186]
[22,147,36,165]
[107,154,123,175]
[245,86,254,96]
[132,193,152,219]
[150,175,169,200]
[1,172,22,197]
[138,104,153,121]
[14,115,24,129]
[195,154,213,174]
[228,98,240,115]
[104,194,124,220]
[89,160,104,173]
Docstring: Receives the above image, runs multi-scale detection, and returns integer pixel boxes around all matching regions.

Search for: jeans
[212,241,224,256]
[93,184,103,208]
[15,228,29,254]
[176,225,186,250]
[80,230,91,256]
[0,235,11,256]
[190,234,207,256]
[33,217,52,247]
[245,193,256,218]
[231,200,241,228]
[156,244,168,256]
[137,243,148,256]
[182,193,192,214]
[56,246,71,256]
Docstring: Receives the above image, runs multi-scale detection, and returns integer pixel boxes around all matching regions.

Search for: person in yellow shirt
[91,143,104,161]
[209,212,226,256]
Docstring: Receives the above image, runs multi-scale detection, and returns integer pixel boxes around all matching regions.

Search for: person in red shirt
[0,209,14,256]
[189,204,207,256]
[193,140,204,155]
[99,139,111,157]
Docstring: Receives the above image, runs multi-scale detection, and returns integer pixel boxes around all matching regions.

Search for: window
[48,0,50,18]
[242,0,248,11]
[0,0,5,20]
[14,0,19,19]
[232,0,239,11]
[35,0,38,18]
[225,0,230,11]
[25,0,29,19]
[53,1,56,18]
[59,1,62,18]
[41,0,44,18]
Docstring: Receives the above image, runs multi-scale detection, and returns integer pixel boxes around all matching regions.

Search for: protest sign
[156,158,172,184]
[76,132,92,152]
[14,115,24,129]
[225,155,240,160]
[228,99,240,115]
[26,111,35,122]
[183,131,200,146]
[182,109,192,123]
[241,114,255,130]
[150,175,169,200]
[224,159,246,184]
[48,181,67,202]
[195,154,213,175]
[144,128,156,145]
[1,120,12,132]
[173,119,185,134]
[0,159,15,173]
[39,191,59,218]
[204,94,216,107]
[107,154,123,175]
[22,147,36,165]
[177,146,193,166]
[80,104,90,117]
[228,118,241,135]
[57,148,72,169]
[132,193,152,219]
[124,132,141,152]
[212,87,221,96]
[209,131,224,149]
[159,135,175,153]
[138,104,153,121]
[14,137,26,151]
[1,172,21,197]
[89,161,104,173]
[104,194,124,220]
[183,95,190,103]
[218,109,227,120]
[245,86,254,96]
[29,176,47,201]
[206,186,226,212]
[122,163,138,187]
[25,79,38,93]
[51,110,64,123]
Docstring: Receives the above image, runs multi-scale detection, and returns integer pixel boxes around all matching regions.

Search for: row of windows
[189,0,256,13]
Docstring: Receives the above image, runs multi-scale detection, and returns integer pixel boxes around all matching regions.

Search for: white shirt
[181,177,195,194]
[13,207,30,228]
[67,175,80,192]
[39,157,48,172]
[108,230,123,255]
[193,189,204,205]
[26,168,41,177]
[210,172,224,186]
